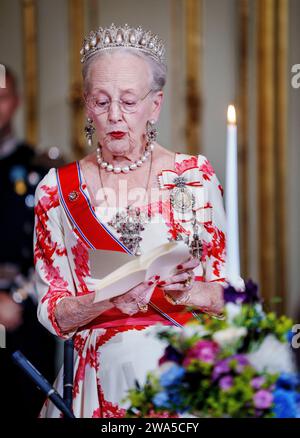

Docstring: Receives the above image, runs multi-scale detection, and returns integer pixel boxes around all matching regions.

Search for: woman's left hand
[157,256,200,304]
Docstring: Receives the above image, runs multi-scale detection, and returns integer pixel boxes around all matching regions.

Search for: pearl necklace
[96,147,154,256]
[96,143,155,174]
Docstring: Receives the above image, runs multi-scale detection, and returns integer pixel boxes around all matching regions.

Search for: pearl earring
[84,117,95,147]
[146,120,157,144]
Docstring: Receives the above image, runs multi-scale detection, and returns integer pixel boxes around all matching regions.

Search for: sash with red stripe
[56,161,130,253]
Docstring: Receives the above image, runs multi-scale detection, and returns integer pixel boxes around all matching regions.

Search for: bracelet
[164,292,191,306]
[137,302,148,313]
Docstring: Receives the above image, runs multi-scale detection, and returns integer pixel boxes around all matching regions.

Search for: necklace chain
[96,145,154,210]
[96,146,154,256]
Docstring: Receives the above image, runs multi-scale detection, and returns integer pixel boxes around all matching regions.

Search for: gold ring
[184,276,193,288]
[164,292,191,306]
[137,302,148,313]
[164,292,178,305]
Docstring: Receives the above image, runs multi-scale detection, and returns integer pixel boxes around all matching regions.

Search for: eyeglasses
[85,89,153,115]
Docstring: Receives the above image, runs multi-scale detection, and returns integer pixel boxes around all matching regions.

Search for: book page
[89,249,134,279]
[146,241,190,278]
[89,241,190,302]
[93,270,147,302]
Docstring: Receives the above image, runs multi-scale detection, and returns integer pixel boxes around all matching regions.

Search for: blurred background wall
[0,0,299,317]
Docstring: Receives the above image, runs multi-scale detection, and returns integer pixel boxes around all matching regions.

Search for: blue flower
[276,373,299,391]
[287,330,294,344]
[223,285,245,304]
[167,388,183,405]
[152,391,171,408]
[159,364,185,388]
[273,389,299,418]
[159,345,183,365]
[243,279,261,303]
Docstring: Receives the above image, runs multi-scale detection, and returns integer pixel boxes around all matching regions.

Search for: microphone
[12,350,75,418]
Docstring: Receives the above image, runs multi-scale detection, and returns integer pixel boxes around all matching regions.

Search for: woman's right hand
[111,275,160,316]
[54,275,160,334]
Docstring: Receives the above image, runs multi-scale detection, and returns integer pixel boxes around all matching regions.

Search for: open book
[86,240,190,303]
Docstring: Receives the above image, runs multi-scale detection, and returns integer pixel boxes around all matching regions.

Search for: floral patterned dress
[33,152,228,418]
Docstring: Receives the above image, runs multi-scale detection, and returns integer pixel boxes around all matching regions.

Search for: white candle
[225,105,242,289]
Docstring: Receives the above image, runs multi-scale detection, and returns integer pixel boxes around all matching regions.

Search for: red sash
[56,161,130,252]
[56,161,195,330]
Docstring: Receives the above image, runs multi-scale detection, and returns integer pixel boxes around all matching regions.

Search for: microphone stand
[12,350,75,418]
[63,339,74,413]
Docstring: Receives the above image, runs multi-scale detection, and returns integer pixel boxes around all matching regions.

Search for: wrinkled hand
[0,291,23,331]
[158,256,200,303]
[111,275,160,316]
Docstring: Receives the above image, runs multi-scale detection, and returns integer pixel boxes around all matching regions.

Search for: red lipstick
[109,131,126,139]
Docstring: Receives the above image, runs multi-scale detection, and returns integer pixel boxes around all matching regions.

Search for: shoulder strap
[56,161,130,252]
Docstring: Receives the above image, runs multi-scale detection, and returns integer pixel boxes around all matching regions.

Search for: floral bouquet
[126,281,300,418]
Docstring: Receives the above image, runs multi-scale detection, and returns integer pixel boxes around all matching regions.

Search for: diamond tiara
[80,23,166,66]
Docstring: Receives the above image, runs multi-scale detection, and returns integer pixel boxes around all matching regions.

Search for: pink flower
[251,376,266,390]
[183,340,219,366]
[253,390,273,410]
[219,376,234,391]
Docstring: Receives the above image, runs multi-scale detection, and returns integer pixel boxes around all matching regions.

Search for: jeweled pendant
[170,186,195,212]
[108,206,149,256]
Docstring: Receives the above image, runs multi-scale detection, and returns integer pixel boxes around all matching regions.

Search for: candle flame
[227,105,236,125]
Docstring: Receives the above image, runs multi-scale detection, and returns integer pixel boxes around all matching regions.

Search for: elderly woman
[34,24,228,418]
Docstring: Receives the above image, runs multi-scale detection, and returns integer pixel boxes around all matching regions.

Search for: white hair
[82,47,167,94]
